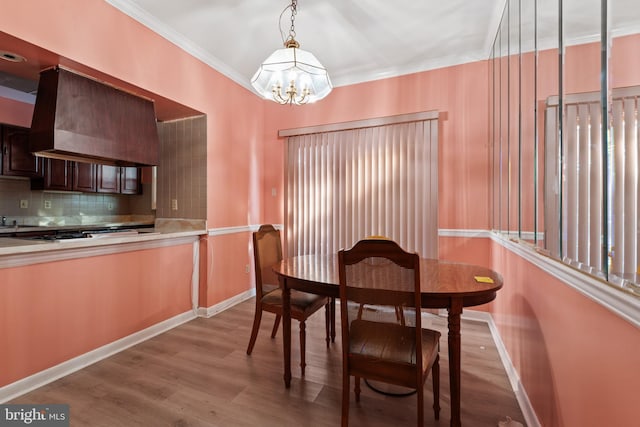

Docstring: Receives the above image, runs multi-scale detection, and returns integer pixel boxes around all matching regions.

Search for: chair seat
[262,288,329,317]
[338,239,441,426]
[349,319,440,367]
[247,224,335,377]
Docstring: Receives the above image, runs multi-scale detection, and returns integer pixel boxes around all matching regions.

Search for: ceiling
[104,0,640,95]
[1,0,638,109]
[105,0,505,91]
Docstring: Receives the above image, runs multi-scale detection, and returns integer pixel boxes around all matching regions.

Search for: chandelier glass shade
[251,1,332,105]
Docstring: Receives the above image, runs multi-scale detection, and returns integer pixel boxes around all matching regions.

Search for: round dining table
[273,254,503,427]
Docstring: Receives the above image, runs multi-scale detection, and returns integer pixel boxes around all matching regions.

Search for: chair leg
[325,303,330,347]
[270,314,281,338]
[330,297,336,343]
[299,320,306,376]
[341,374,350,427]
[354,376,361,402]
[417,382,424,427]
[246,307,263,355]
[432,355,440,420]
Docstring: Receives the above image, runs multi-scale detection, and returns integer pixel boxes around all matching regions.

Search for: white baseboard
[0,310,196,404]
[0,289,258,403]
[196,289,255,318]
[462,310,541,427]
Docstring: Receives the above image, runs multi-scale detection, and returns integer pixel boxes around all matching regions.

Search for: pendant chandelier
[251,0,332,105]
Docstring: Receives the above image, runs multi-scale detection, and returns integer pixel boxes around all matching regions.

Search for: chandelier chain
[289,0,298,41]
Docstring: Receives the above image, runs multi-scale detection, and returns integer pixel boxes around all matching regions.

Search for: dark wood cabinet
[121,167,141,194]
[42,159,73,191]
[1,123,141,194]
[96,165,141,194]
[1,124,43,178]
[73,162,97,192]
[35,159,95,192]
[96,166,140,194]
[30,156,140,195]
[97,165,120,193]
[35,161,130,194]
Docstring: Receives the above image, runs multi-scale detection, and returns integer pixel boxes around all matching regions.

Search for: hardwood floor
[10,300,526,426]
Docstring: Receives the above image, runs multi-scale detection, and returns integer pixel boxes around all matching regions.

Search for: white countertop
[0,229,205,257]
[0,218,209,269]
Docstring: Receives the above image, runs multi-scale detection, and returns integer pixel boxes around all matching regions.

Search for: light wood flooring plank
[10,299,526,426]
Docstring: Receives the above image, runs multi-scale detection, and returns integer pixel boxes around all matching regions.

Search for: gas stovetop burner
[29,231,87,241]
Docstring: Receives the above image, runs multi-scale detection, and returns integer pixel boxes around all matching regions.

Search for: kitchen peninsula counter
[0,219,206,267]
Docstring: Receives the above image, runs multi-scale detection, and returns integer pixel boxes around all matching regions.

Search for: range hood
[29,67,159,166]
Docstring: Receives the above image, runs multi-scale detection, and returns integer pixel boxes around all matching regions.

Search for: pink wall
[259,34,640,427]
[1,1,492,317]
[490,242,639,427]
[610,33,640,88]
[0,0,265,230]
[1,5,639,427]
[0,244,194,387]
[0,97,32,127]
[200,232,255,307]
[439,235,494,313]
[0,0,260,388]
[0,0,263,311]
[261,61,492,231]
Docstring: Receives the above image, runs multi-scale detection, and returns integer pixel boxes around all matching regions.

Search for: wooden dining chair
[338,239,440,427]
[246,224,333,376]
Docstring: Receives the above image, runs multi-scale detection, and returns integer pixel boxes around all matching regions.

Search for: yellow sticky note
[474,276,494,284]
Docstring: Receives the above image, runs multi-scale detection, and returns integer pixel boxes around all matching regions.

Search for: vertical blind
[545,87,640,282]
[283,113,439,258]
[545,93,603,271]
[611,90,639,281]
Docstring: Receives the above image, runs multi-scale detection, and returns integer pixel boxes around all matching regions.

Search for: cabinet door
[97,165,120,193]
[1,125,42,177]
[44,159,73,191]
[73,162,97,192]
[121,167,140,194]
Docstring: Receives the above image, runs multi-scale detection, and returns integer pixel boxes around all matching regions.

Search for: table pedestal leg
[280,276,292,388]
[448,300,463,427]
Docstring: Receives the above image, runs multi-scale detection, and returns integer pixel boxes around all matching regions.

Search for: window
[281,112,439,258]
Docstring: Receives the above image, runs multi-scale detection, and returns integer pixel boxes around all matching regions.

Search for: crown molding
[105,0,254,92]
[106,0,490,91]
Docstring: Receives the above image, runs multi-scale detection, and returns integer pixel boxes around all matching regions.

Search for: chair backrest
[338,238,423,365]
[252,224,283,298]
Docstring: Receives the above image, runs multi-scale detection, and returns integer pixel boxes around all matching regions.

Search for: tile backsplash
[0,114,206,226]
[0,177,153,226]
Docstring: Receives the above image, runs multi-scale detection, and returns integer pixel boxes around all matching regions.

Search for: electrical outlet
[271,187,277,197]
[44,200,52,209]
[245,264,250,274]
[171,199,178,210]
[19,200,28,209]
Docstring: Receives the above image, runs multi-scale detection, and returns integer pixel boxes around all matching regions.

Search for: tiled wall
[0,177,153,226]
[156,115,206,219]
